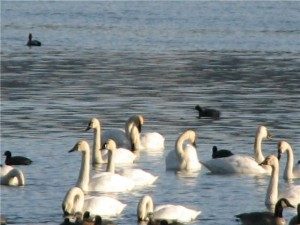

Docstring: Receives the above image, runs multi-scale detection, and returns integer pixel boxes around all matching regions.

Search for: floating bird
[26,33,41,46]
[211,146,234,158]
[195,105,220,119]
[3,151,32,165]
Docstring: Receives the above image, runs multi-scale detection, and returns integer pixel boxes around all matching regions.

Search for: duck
[235,198,295,225]
[82,212,102,225]
[289,204,300,225]
[211,146,234,158]
[277,141,300,180]
[85,118,136,165]
[3,151,32,165]
[62,186,126,219]
[194,105,220,119]
[137,195,200,224]
[0,164,25,186]
[26,33,41,46]
[69,140,135,193]
[260,155,300,209]
[201,125,272,174]
[165,129,201,172]
[127,115,165,152]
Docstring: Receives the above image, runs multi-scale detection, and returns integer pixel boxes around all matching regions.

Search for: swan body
[165,130,201,172]
[62,187,126,218]
[0,165,25,186]
[260,155,300,208]
[69,140,135,193]
[128,115,165,151]
[137,195,201,223]
[202,125,272,174]
[277,141,300,180]
[85,118,135,165]
[236,198,295,225]
[119,168,158,187]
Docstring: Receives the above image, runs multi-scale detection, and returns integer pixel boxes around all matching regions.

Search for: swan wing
[202,155,269,174]
[154,205,201,223]
[120,168,158,186]
[83,196,126,218]
[141,132,165,150]
[90,173,135,192]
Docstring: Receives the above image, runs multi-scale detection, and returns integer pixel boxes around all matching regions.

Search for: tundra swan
[62,186,126,219]
[137,195,200,223]
[128,115,165,152]
[277,141,300,180]
[165,130,201,172]
[235,198,294,225]
[260,155,300,208]
[0,165,25,186]
[85,118,136,165]
[201,125,272,174]
[212,146,234,158]
[69,140,135,193]
[3,151,32,165]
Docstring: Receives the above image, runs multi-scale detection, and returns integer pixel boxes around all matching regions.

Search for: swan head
[277,141,291,160]
[85,118,100,131]
[260,155,279,168]
[69,140,90,153]
[104,139,117,152]
[182,129,197,147]
[3,151,11,157]
[257,125,272,140]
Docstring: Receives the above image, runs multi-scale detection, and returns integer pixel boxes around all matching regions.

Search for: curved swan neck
[266,163,279,206]
[284,145,294,180]
[254,130,265,163]
[62,187,84,215]
[137,195,154,221]
[93,123,104,165]
[76,150,90,192]
[7,169,25,186]
[130,125,142,152]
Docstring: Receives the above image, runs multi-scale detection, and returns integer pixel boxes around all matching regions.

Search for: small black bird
[195,105,220,119]
[27,33,41,46]
[3,151,32,165]
[212,146,234,159]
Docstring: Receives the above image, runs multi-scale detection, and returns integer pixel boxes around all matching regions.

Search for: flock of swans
[1,114,300,225]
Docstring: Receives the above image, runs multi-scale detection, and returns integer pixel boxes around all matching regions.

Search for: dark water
[1,1,300,225]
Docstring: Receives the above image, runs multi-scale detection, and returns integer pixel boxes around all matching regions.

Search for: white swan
[260,155,300,208]
[119,168,158,187]
[137,195,201,223]
[0,165,25,186]
[85,118,136,165]
[128,115,165,152]
[62,186,126,219]
[201,125,272,174]
[277,141,300,180]
[165,130,201,172]
[69,140,135,193]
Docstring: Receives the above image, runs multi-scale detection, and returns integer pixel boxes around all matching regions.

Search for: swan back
[0,165,25,186]
[62,187,85,215]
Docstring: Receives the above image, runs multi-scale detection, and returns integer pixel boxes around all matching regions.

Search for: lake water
[1,1,300,225]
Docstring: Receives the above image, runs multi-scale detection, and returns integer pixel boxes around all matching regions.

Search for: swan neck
[62,187,84,215]
[254,134,264,163]
[106,150,115,173]
[8,169,25,186]
[138,196,154,221]
[93,125,103,164]
[76,151,90,192]
[266,164,279,206]
[130,126,142,151]
[284,146,294,180]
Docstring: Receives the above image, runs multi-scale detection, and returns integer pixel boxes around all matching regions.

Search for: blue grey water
[1,1,300,225]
